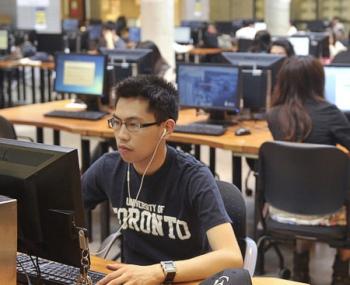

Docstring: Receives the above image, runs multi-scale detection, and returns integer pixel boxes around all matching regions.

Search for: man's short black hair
[115,75,179,123]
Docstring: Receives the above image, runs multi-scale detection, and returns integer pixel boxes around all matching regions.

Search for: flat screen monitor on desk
[0,29,9,55]
[36,33,65,55]
[128,27,141,43]
[174,27,192,44]
[222,52,285,117]
[63,19,79,32]
[0,138,86,267]
[288,36,310,56]
[324,65,350,112]
[99,48,153,75]
[177,63,241,125]
[54,53,107,110]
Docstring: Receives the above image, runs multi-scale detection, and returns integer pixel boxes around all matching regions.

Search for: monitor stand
[195,110,238,127]
[65,94,101,112]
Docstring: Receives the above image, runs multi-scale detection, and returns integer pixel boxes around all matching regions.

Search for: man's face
[113,97,164,164]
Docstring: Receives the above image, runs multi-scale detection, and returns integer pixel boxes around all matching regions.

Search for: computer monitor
[309,32,330,58]
[215,21,234,35]
[288,36,310,56]
[0,138,86,267]
[88,24,102,41]
[63,19,79,32]
[222,52,285,116]
[176,63,241,124]
[36,33,65,55]
[0,29,9,54]
[128,27,141,43]
[54,53,107,110]
[99,48,153,75]
[324,65,350,112]
[174,27,192,44]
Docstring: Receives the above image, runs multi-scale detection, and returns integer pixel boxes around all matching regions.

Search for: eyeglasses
[107,117,159,133]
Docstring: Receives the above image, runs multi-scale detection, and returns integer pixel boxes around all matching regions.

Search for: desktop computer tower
[0,195,17,284]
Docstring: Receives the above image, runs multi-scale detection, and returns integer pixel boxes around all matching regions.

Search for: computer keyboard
[174,123,227,136]
[17,252,106,285]
[44,110,108,121]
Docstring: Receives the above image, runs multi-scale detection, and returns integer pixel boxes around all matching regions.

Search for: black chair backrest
[216,180,246,253]
[0,116,17,139]
[332,50,350,64]
[259,141,350,215]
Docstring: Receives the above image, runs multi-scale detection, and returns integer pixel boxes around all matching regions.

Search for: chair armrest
[243,237,257,276]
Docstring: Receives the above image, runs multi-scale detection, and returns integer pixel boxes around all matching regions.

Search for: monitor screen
[177,63,240,113]
[288,36,310,56]
[0,138,85,267]
[324,65,350,111]
[128,27,141,43]
[0,30,8,51]
[36,33,65,54]
[88,24,102,41]
[174,27,192,44]
[63,18,79,32]
[54,53,107,97]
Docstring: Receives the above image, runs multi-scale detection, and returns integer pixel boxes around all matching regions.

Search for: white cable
[93,133,165,257]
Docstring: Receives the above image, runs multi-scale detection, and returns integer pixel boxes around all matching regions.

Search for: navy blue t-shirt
[82,146,230,265]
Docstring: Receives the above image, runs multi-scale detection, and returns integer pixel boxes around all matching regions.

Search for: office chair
[0,115,16,139]
[332,50,350,64]
[96,180,257,276]
[256,141,350,278]
[0,115,33,141]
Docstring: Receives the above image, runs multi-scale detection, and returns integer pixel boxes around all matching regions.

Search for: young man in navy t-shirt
[82,75,243,284]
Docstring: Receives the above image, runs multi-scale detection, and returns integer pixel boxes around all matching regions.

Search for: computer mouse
[234,127,251,136]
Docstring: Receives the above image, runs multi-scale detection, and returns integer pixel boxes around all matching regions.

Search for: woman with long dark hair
[267,55,350,285]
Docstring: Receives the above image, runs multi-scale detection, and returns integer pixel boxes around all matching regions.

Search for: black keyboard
[174,123,226,136]
[17,252,106,285]
[44,110,108,121]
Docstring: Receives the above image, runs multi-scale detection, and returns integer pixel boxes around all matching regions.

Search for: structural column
[140,0,175,69]
[265,0,291,36]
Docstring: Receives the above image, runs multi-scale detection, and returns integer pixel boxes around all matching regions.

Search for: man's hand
[97,263,165,285]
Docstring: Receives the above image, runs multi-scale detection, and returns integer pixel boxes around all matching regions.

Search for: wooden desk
[0,100,272,239]
[90,256,308,285]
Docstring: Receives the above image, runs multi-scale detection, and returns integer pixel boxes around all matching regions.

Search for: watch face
[161,261,177,282]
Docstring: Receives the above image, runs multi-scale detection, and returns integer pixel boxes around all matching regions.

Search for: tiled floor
[14,124,337,285]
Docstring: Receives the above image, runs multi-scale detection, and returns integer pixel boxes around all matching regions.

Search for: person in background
[287,20,298,36]
[270,39,295,57]
[136,40,171,79]
[249,30,271,53]
[99,21,126,50]
[267,56,350,285]
[202,23,219,48]
[235,19,256,40]
[82,75,243,285]
[328,29,347,59]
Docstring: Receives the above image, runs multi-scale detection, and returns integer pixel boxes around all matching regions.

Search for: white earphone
[162,129,167,137]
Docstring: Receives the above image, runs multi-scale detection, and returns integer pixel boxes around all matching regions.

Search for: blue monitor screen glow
[177,63,240,113]
[63,19,79,32]
[128,27,141,42]
[324,65,350,111]
[54,53,106,96]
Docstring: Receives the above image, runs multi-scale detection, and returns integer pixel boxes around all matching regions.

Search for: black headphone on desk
[199,269,252,285]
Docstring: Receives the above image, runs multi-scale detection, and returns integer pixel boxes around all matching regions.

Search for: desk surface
[0,100,272,155]
[90,256,307,285]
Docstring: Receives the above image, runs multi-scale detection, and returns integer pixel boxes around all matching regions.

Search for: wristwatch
[160,260,177,284]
